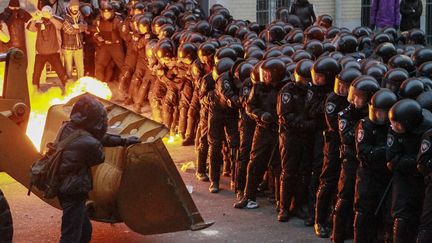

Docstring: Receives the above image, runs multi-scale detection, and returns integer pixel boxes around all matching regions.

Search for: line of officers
[90,1,432,242]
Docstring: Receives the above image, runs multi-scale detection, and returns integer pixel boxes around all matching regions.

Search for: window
[361,0,372,27]
[257,0,270,25]
[427,0,432,44]
[257,0,292,25]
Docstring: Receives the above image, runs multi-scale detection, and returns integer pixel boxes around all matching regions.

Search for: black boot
[314,223,330,238]
[209,182,219,193]
[278,179,291,222]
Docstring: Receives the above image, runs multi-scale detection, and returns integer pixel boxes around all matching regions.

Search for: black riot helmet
[369,89,398,124]
[374,42,397,64]
[265,24,286,43]
[373,33,393,46]
[245,49,264,60]
[323,41,336,53]
[382,68,409,93]
[131,2,145,16]
[209,14,228,32]
[137,15,151,35]
[259,58,286,86]
[318,14,333,29]
[382,27,398,41]
[285,29,304,44]
[311,56,341,87]
[305,25,325,42]
[233,61,254,83]
[158,24,176,39]
[419,77,432,91]
[178,42,198,65]
[210,4,224,15]
[228,43,245,58]
[326,27,340,39]
[195,20,212,36]
[336,34,358,54]
[388,54,416,75]
[304,40,324,59]
[286,14,302,28]
[152,16,172,35]
[215,47,237,64]
[413,48,432,67]
[264,49,283,59]
[365,65,387,84]
[398,78,425,99]
[352,26,370,38]
[417,91,432,111]
[328,51,344,61]
[334,68,362,96]
[389,99,423,133]
[408,29,426,45]
[212,57,234,81]
[151,0,166,15]
[225,23,239,36]
[100,2,115,21]
[417,61,432,78]
[347,75,380,109]
[292,50,312,62]
[156,39,176,64]
[294,59,314,86]
[198,42,216,66]
[279,45,295,57]
[250,60,265,84]
[358,36,372,51]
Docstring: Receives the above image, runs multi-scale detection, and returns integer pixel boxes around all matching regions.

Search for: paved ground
[0,138,333,243]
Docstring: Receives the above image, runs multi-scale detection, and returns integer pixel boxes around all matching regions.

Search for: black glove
[123,136,141,146]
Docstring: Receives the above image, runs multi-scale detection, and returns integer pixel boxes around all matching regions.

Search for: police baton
[374,177,393,216]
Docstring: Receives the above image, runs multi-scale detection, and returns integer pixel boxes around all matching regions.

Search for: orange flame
[26,77,112,150]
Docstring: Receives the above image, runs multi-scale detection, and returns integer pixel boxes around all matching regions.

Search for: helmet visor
[368,105,388,125]
[334,77,350,96]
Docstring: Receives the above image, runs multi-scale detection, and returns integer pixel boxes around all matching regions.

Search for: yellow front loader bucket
[6,93,212,235]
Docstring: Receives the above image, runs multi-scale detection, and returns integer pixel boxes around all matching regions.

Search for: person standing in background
[62,0,87,80]
[0,0,32,57]
[370,0,400,31]
[289,0,316,30]
[400,0,423,31]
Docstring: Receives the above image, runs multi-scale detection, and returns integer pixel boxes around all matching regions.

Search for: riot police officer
[387,99,432,242]
[277,59,314,222]
[94,2,125,83]
[354,89,397,243]
[333,76,380,243]
[314,68,361,238]
[207,57,240,193]
[235,58,287,209]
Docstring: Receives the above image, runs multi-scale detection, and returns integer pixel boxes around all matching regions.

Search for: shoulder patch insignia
[242,87,250,97]
[421,139,431,154]
[281,92,291,104]
[339,119,347,131]
[387,134,395,147]
[326,102,336,114]
[357,128,364,143]
[223,80,230,89]
[307,89,313,101]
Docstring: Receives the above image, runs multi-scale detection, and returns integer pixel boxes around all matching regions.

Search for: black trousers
[235,112,256,192]
[308,130,324,219]
[178,80,194,137]
[95,43,125,82]
[418,176,432,243]
[33,53,67,87]
[332,147,358,242]
[279,131,313,213]
[391,170,424,243]
[196,105,209,174]
[315,131,341,225]
[244,125,280,201]
[354,166,392,243]
[207,106,240,184]
[59,195,92,243]
[184,89,200,141]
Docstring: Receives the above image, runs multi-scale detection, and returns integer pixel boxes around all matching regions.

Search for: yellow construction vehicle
[0,49,212,241]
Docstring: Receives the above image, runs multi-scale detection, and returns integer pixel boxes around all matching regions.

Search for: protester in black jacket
[57,95,139,243]
[400,0,423,31]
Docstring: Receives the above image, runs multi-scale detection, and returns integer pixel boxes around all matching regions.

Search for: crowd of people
[2,0,432,242]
